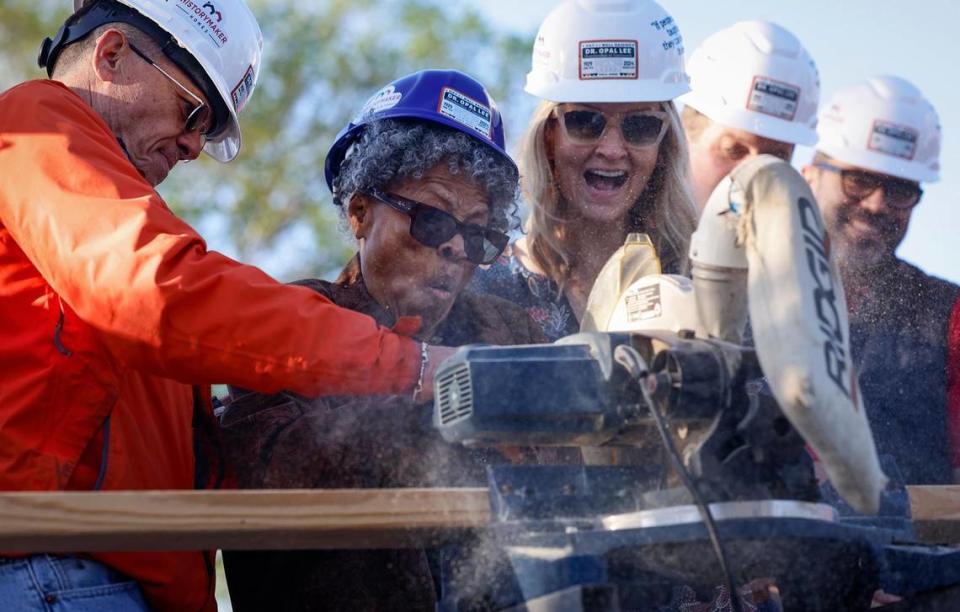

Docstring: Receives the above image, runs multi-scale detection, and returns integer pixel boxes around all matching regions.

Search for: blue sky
[479,0,960,283]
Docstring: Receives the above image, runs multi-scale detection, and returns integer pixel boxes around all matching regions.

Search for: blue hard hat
[324,69,516,192]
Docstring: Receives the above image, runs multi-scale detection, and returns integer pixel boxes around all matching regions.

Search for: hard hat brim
[525,77,690,104]
[324,111,518,194]
[681,95,818,146]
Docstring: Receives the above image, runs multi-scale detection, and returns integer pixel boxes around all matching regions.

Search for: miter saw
[431,156,960,611]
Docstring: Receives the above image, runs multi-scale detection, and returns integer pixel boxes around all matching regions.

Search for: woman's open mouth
[584,169,628,192]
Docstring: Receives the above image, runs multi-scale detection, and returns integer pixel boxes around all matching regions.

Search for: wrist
[412,341,429,403]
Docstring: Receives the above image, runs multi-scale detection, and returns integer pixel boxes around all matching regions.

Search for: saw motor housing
[434,330,819,504]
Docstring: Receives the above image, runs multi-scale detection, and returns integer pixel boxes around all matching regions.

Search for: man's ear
[347,192,372,239]
[91,29,131,83]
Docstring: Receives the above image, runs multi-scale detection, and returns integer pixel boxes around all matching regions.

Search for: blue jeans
[0,555,148,611]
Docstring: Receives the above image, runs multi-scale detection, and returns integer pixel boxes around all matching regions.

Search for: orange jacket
[0,80,421,610]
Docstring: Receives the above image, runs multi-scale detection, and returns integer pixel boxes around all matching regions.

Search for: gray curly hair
[332,119,520,233]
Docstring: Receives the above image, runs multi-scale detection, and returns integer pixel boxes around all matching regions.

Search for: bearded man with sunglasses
[0,2,458,610]
[218,70,547,610]
[802,76,960,485]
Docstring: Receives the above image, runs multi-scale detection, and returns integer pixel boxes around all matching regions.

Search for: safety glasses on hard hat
[361,189,509,265]
[814,162,923,210]
[556,106,670,149]
[128,43,212,138]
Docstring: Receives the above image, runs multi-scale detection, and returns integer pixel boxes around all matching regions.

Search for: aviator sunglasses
[361,188,509,265]
[128,43,212,139]
[557,106,670,149]
[814,162,923,210]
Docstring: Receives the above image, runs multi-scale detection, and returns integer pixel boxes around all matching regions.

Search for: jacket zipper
[53,296,72,357]
[92,417,111,490]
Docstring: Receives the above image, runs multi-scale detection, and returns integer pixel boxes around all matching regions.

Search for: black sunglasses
[814,162,923,210]
[558,107,669,148]
[361,188,509,265]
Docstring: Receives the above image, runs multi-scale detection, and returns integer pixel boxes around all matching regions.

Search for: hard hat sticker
[626,284,662,322]
[231,64,255,113]
[438,88,492,138]
[578,40,638,80]
[747,76,800,121]
[354,85,403,123]
[174,0,230,49]
[868,120,918,160]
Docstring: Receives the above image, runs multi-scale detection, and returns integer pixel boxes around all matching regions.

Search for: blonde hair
[520,100,698,291]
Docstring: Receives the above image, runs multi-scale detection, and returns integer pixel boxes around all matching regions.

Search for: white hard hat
[49,0,264,162]
[817,76,940,183]
[682,21,819,146]
[525,0,690,103]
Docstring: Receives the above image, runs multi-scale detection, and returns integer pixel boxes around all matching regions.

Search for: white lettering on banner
[798,196,852,401]
[868,120,918,160]
[648,16,683,55]
[437,88,492,138]
[579,40,638,80]
[747,76,801,121]
[175,0,229,48]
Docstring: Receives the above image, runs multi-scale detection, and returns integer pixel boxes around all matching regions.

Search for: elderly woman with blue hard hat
[473,0,699,342]
[218,69,546,611]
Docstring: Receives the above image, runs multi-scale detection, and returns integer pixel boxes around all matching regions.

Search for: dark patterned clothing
[472,243,683,343]
[471,246,579,342]
[847,258,960,484]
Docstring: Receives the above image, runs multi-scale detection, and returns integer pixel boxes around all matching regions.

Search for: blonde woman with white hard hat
[802,76,959,487]
[681,20,821,210]
[472,0,698,342]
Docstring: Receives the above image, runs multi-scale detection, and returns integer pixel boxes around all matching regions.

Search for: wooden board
[908,485,960,544]
[0,488,489,552]
[0,486,956,552]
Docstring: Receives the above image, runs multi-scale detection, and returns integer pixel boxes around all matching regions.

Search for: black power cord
[613,344,745,612]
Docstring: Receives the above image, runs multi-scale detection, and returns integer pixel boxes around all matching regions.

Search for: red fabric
[946,295,960,468]
[0,80,422,610]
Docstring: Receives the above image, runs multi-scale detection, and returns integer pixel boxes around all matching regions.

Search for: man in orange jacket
[0,1,454,609]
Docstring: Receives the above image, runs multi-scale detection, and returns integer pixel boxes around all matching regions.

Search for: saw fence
[0,486,957,552]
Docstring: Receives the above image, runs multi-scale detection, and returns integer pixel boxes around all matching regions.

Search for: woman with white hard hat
[471,0,698,342]
[681,20,821,210]
[473,7,778,609]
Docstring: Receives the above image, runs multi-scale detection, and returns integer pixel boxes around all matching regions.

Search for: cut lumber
[908,485,960,544]
[0,486,956,552]
[0,488,489,552]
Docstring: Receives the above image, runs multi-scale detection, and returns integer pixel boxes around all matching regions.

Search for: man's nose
[437,232,469,262]
[176,130,205,161]
[858,186,894,214]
